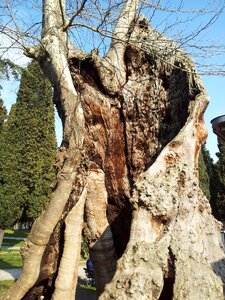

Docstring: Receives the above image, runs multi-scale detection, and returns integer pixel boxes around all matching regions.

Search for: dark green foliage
[199,144,212,200]
[0,105,24,228]
[199,140,225,225]
[198,143,220,219]
[211,138,225,224]
[0,61,56,228]
[0,99,7,133]
[81,239,89,259]
[0,59,22,82]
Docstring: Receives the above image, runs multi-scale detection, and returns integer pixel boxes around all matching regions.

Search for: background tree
[0,104,24,229]
[1,1,225,300]
[14,61,56,222]
[0,61,56,230]
[211,138,225,225]
[0,98,7,132]
[199,144,212,200]
[0,97,8,246]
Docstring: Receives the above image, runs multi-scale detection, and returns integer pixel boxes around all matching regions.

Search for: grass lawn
[2,239,24,248]
[0,280,15,295]
[0,229,24,269]
[0,250,22,269]
[1,229,26,252]
[4,229,29,239]
[79,283,96,291]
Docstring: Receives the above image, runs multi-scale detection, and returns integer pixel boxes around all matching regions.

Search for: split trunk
[2,14,225,300]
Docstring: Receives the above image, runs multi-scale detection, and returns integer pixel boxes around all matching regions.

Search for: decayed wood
[98,20,225,299]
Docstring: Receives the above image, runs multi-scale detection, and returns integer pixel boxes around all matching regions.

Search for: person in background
[86,257,94,271]
[85,257,95,285]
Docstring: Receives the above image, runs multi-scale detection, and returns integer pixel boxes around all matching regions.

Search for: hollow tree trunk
[2,2,225,300]
[70,18,225,299]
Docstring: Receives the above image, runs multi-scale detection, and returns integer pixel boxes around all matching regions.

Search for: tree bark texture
[2,6,225,300]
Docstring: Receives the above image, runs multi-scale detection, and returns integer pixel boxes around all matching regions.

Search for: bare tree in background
[1,1,225,299]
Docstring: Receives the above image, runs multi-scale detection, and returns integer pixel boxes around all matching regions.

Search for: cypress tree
[0,61,56,228]
[0,98,7,132]
[0,58,21,81]
[0,104,24,228]
[212,138,225,224]
[198,143,224,222]
[16,61,57,221]
[199,144,211,200]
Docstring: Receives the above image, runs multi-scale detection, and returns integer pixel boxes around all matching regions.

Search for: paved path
[0,268,21,281]
[0,265,86,281]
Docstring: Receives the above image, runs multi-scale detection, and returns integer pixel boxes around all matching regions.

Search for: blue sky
[1,0,225,160]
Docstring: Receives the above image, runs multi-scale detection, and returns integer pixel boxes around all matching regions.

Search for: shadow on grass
[0,258,15,269]
[1,239,23,248]
[4,229,29,239]
[0,250,22,269]
[0,280,15,295]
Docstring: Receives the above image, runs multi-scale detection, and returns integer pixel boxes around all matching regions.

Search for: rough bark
[2,1,225,299]
[70,17,225,299]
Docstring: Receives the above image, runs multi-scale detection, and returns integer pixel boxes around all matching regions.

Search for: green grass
[4,229,29,238]
[0,280,14,295]
[2,239,24,248]
[79,283,96,292]
[0,250,22,269]
[1,228,28,249]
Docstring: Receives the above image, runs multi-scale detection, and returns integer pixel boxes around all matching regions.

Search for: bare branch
[140,0,215,14]
[63,0,88,31]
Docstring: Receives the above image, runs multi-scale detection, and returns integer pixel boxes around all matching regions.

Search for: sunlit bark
[84,167,117,294]
[2,1,225,299]
[52,186,87,300]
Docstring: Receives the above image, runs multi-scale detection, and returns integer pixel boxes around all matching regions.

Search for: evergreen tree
[0,105,24,228]
[199,144,212,200]
[0,58,21,82]
[211,138,225,224]
[198,143,225,222]
[0,98,7,133]
[0,61,56,228]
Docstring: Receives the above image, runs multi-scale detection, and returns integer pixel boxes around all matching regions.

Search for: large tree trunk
[2,2,225,300]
